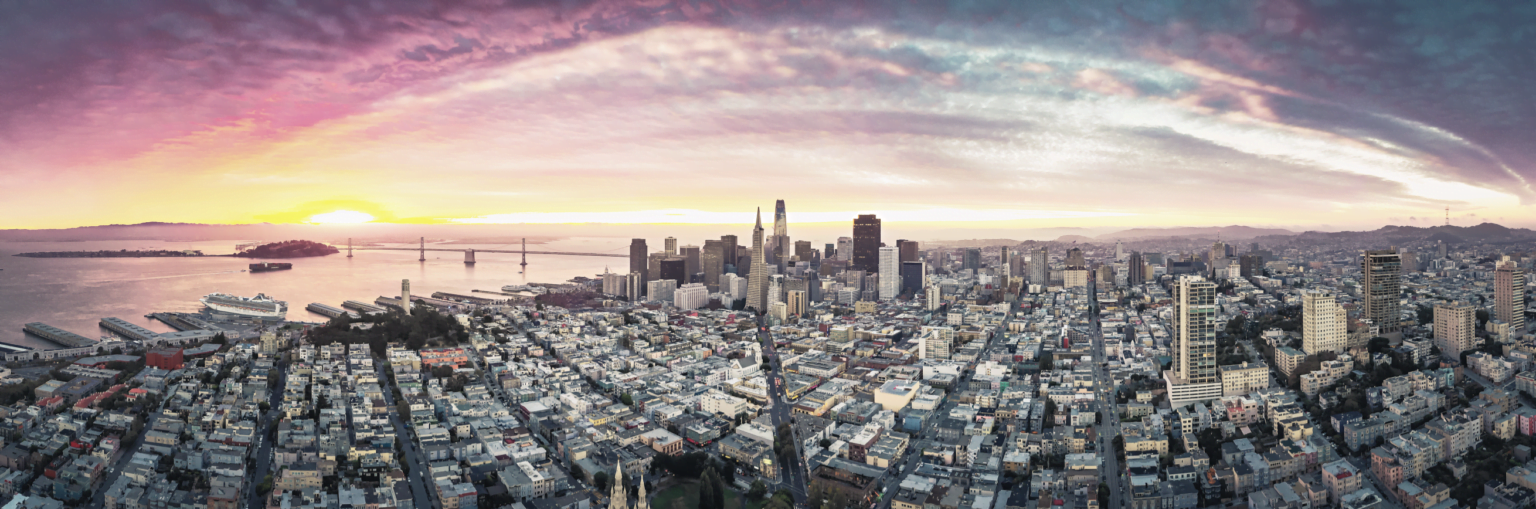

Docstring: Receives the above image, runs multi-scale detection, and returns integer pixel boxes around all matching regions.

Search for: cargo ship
[201,292,288,319]
[249,262,293,272]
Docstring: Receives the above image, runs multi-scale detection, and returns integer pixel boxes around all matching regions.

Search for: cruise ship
[200,292,288,319]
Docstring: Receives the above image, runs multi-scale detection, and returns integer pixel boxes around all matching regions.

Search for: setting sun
[306,210,376,224]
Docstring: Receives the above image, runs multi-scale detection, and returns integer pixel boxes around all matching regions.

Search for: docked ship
[200,292,288,320]
[249,262,293,272]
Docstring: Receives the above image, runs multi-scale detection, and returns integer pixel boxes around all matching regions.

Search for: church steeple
[635,474,649,509]
[609,462,627,509]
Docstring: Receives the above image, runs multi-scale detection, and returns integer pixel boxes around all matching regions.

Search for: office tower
[1434,302,1476,361]
[774,199,788,239]
[648,252,675,288]
[794,240,813,262]
[664,237,677,255]
[900,261,926,295]
[918,326,955,360]
[659,259,686,289]
[702,240,724,291]
[825,243,836,260]
[1063,268,1089,289]
[925,285,941,311]
[746,208,770,312]
[878,247,900,300]
[1401,251,1418,273]
[767,275,785,310]
[853,214,882,273]
[648,280,676,303]
[998,246,1011,271]
[720,235,739,274]
[680,245,700,280]
[1065,248,1085,269]
[1096,265,1114,286]
[896,240,919,263]
[862,273,880,302]
[675,283,708,310]
[786,290,807,317]
[401,279,412,317]
[1496,256,1526,334]
[845,270,865,292]
[962,248,981,271]
[629,239,649,290]
[1167,275,1221,408]
[626,272,644,301]
[1115,241,1125,261]
[1146,252,1165,266]
[721,273,745,301]
[807,271,823,303]
[836,237,853,261]
[603,272,627,296]
[1436,241,1448,259]
[1301,290,1346,355]
[1127,252,1146,284]
[1029,247,1048,285]
[1362,249,1403,339]
[1239,254,1263,278]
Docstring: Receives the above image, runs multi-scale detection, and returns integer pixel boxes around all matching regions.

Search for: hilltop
[234,240,340,258]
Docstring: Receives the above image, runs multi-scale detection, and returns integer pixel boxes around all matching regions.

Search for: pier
[22,322,98,348]
[307,303,361,319]
[100,317,160,342]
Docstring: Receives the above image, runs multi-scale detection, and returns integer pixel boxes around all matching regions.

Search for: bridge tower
[465,249,476,265]
[520,238,528,269]
[347,238,353,258]
[419,237,426,262]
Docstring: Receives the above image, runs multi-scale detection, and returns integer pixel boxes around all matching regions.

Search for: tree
[571,463,586,483]
[748,479,768,500]
[1098,483,1110,502]
[1466,384,1484,401]
[819,439,832,448]
[1040,352,1054,371]
[699,473,718,509]
[710,468,726,509]
[594,471,611,492]
[620,393,634,406]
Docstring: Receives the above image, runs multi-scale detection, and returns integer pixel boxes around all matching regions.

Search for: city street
[376,361,438,509]
[246,367,288,509]
[1088,279,1127,509]
[755,319,810,507]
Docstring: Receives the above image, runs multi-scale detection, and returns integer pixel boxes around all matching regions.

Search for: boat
[249,262,293,272]
[200,292,288,319]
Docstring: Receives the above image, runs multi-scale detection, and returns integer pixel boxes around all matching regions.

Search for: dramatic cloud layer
[2,0,1534,229]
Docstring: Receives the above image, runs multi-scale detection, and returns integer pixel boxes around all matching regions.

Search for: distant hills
[1275,223,1536,245]
[1096,225,1295,241]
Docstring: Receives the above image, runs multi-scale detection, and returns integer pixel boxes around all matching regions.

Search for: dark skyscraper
[1239,253,1262,277]
[896,239,919,263]
[703,240,724,291]
[825,243,836,260]
[629,239,649,291]
[794,240,813,261]
[963,248,981,271]
[1362,249,1403,339]
[853,214,882,273]
[680,245,700,282]
[659,259,686,287]
[1066,247,1085,269]
[720,235,738,274]
[900,260,925,295]
[1128,251,1145,284]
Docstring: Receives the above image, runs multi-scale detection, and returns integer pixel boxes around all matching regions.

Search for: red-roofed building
[126,388,149,401]
[74,384,126,409]
[147,348,184,370]
[35,396,64,412]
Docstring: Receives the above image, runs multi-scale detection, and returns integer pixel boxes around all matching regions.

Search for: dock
[430,292,500,305]
[100,317,160,342]
[307,303,361,320]
[343,300,388,315]
[22,322,98,348]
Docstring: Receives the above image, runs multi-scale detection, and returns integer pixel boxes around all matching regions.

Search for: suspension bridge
[337,238,627,266]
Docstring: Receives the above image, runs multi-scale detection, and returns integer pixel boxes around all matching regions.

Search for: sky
[3,0,1535,231]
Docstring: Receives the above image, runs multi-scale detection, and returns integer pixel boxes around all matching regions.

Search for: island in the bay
[235,240,340,258]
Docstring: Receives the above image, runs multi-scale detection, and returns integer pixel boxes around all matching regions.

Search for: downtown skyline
[4,0,1536,230]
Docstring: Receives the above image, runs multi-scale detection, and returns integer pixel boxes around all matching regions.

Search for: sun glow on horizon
[307,210,376,224]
